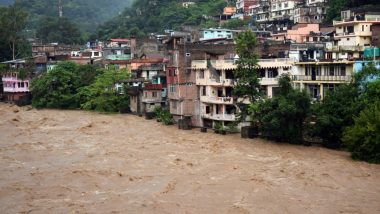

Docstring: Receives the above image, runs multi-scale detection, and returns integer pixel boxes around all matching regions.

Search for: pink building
[270,23,320,42]
[1,59,30,102]
[286,23,320,43]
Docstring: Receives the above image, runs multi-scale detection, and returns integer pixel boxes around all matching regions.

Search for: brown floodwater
[0,103,379,214]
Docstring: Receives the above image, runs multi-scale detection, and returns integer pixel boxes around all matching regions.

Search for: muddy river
[0,103,379,214]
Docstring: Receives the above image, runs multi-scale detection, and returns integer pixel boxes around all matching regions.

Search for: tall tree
[233,30,261,120]
[0,0,28,60]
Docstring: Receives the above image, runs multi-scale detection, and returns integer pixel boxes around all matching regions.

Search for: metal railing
[292,75,352,82]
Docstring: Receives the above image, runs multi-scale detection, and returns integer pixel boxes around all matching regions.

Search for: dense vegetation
[31,62,130,112]
[0,3,30,61]
[0,0,133,33]
[326,0,380,23]
[250,75,311,144]
[97,0,235,39]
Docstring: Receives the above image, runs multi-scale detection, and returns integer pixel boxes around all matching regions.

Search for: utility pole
[58,0,63,17]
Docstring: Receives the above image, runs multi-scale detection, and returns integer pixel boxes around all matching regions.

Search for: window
[171,101,177,109]
[340,66,346,76]
[152,92,157,97]
[94,52,99,57]
[329,66,335,76]
[144,92,147,97]
[199,70,204,79]
[202,86,206,96]
[362,25,364,32]
[21,82,24,87]
[169,85,176,93]
[205,105,210,114]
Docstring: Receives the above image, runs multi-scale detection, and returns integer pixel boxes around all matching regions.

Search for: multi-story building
[294,4,326,24]
[200,28,235,41]
[103,38,136,61]
[191,57,294,128]
[1,59,31,102]
[270,23,321,42]
[254,0,270,23]
[165,32,236,127]
[257,58,295,97]
[192,59,236,128]
[329,9,380,60]
[270,0,302,21]
[236,0,258,15]
[292,61,354,100]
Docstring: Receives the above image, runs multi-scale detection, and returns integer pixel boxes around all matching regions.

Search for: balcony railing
[260,77,278,85]
[202,113,236,121]
[200,96,234,105]
[259,58,295,63]
[3,87,29,93]
[327,45,365,52]
[292,75,352,82]
[2,77,19,81]
[334,17,380,25]
[196,78,234,86]
[142,97,163,103]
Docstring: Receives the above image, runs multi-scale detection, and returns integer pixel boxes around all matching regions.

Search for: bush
[154,106,173,125]
[214,121,223,133]
[343,103,380,163]
[160,109,173,125]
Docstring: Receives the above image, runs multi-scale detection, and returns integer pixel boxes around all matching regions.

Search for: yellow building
[292,61,354,100]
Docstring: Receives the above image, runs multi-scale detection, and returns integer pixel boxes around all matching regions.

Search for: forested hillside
[97,0,236,39]
[0,0,133,32]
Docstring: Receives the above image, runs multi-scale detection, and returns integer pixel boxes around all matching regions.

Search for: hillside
[0,0,133,33]
[97,0,235,39]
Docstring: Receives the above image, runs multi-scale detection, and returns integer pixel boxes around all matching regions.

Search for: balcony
[4,87,29,93]
[200,96,233,105]
[327,45,365,52]
[202,113,236,121]
[209,60,236,70]
[335,31,372,37]
[196,77,234,86]
[2,77,18,81]
[292,75,352,82]
[191,60,207,70]
[142,97,163,103]
[334,17,380,25]
[260,77,278,85]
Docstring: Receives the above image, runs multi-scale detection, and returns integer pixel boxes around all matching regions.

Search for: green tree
[31,61,81,109]
[79,67,130,112]
[233,30,261,120]
[343,102,380,163]
[221,19,249,29]
[30,62,102,109]
[311,84,362,148]
[36,17,83,44]
[312,65,380,148]
[0,1,28,60]
[326,0,348,23]
[251,75,311,144]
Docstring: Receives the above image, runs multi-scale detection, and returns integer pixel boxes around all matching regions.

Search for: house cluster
[1,7,380,130]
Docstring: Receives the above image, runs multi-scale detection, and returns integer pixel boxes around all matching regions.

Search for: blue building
[200,28,234,41]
